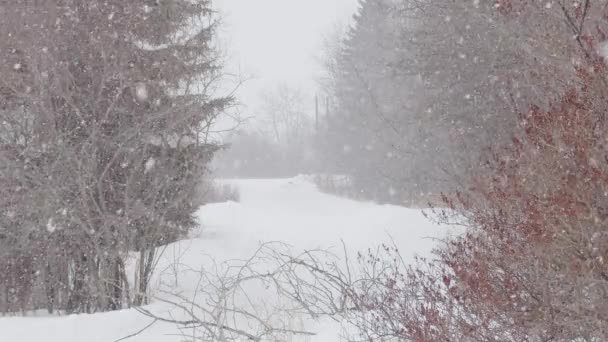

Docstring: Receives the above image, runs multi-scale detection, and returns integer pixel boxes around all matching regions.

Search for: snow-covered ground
[0,177,452,342]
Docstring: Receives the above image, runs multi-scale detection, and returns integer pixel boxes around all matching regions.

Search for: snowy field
[0,177,453,342]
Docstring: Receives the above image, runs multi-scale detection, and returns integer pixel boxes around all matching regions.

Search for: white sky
[215,0,360,122]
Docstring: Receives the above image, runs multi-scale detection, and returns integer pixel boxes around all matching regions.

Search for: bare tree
[129,240,438,342]
[132,242,345,341]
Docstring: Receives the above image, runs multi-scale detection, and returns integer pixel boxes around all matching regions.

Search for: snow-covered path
[0,177,450,342]
[200,177,445,260]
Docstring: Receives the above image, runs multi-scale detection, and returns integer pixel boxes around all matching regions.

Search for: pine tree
[0,0,230,313]
[320,0,424,203]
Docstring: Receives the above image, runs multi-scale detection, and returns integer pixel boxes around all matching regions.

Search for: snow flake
[598,41,608,59]
[135,82,149,102]
[12,63,21,71]
[589,157,598,168]
[46,218,57,233]
[144,158,156,173]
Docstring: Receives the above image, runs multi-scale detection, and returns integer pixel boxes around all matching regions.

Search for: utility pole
[325,96,331,130]
[315,95,319,133]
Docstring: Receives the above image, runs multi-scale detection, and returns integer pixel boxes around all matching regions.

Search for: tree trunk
[107,256,123,311]
[134,248,155,306]
[44,262,55,314]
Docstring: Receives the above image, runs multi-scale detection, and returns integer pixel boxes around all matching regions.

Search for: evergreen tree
[0,0,230,312]
[320,0,424,203]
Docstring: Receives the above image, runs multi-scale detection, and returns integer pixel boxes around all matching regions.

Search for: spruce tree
[0,0,230,312]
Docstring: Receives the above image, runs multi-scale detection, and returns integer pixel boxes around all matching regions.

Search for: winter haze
[216,0,359,112]
[1,1,608,342]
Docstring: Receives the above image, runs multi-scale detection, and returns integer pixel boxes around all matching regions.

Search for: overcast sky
[215,0,360,122]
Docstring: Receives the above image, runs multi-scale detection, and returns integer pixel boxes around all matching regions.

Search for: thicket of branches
[0,0,231,314]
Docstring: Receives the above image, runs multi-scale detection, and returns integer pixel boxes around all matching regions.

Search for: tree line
[315,0,584,205]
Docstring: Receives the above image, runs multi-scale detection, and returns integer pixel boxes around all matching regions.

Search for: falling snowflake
[599,41,608,59]
[47,218,57,233]
[135,82,149,102]
[144,158,156,173]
